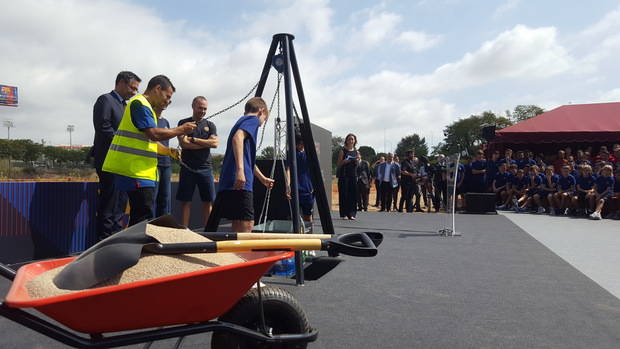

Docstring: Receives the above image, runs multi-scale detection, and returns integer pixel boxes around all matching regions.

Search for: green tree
[358,145,376,161]
[257,146,276,160]
[394,134,429,160]
[510,105,544,123]
[331,135,344,173]
[439,111,512,156]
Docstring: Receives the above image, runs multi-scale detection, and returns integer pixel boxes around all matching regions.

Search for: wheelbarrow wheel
[211,286,311,349]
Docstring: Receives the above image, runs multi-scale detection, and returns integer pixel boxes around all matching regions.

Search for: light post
[67,124,75,148]
[3,120,13,139]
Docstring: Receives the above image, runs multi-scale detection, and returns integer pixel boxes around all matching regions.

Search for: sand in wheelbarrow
[25,225,246,299]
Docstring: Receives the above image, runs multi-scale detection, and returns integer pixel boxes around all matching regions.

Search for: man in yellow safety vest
[103,75,196,227]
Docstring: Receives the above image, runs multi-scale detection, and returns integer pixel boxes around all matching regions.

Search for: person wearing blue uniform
[554,165,576,215]
[153,101,172,218]
[590,165,614,220]
[176,96,219,227]
[610,168,620,219]
[500,168,528,210]
[286,136,314,222]
[573,164,596,215]
[515,166,542,212]
[538,166,559,214]
[469,150,487,193]
[492,163,510,205]
[485,150,500,192]
[206,97,274,233]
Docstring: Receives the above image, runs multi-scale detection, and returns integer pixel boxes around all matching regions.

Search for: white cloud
[395,31,442,51]
[598,88,620,102]
[346,9,441,53]
[493,0,520,20]
[430,25,572,89]
[348,11,402,50]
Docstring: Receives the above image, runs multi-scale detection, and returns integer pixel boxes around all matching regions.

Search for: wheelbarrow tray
[4,251,294,334]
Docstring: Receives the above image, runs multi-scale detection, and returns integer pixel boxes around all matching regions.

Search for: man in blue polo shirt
[176,96,219,227]
[207,97,274,233]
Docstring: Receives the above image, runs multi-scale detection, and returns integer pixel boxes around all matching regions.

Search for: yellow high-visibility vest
[102,94,158,180]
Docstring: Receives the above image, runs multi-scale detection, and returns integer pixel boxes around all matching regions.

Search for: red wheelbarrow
[0,250,318,348]
[0,225,381,348]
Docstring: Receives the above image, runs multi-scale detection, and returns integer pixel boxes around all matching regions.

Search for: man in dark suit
[356,153,371,211]
[92,71,141,239]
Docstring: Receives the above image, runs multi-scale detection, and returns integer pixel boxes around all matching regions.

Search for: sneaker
[563,208,570,215]
[537,207,545,214]
[497,204,506,210]
[590,212,602,220]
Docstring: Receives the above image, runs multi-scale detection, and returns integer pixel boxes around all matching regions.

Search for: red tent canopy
[494,102,620,144]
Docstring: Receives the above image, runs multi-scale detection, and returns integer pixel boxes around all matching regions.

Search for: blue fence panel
[0,182,98,262]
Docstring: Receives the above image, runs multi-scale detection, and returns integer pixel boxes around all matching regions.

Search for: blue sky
[1,0,619,153]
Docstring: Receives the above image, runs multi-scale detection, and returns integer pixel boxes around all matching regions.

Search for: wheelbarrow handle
[201,232,333,241]
[0,262,16,281]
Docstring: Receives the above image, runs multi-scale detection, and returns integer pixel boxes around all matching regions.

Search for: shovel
[54,218,381,290]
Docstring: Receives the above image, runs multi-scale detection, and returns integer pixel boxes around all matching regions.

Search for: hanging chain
[257,73,282,151]
[205,81,259,120]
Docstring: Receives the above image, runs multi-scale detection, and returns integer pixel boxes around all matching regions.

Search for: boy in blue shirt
[539,166,558,214]
[469,150,486,193]
[485,150,500,192]
[286,135,315,222]
[516,166,541,212]
[208,97,274,232]
[554,165,576,215]
[502,168,527,210]
[589,165,614,220]
[572,164,596,216]
[492,163,510,206]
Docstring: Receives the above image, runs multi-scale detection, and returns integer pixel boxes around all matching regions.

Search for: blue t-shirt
[470,160,486,186]
[511,175,528,190]
[296,150,314,204]
[218,115,260,192]
[493,171,510,188]
[541,174,559,191]
[115,99,158,191]
[614,177,620,194]
[594,176,614,194]
[557,174,576,191]
[157,117,171,167]
[529,174,542,188]
[485,160,499,184]
[577,175,596,191]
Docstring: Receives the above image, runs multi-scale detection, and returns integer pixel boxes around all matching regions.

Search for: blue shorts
[299,201,314,217]
[176,167,215,202]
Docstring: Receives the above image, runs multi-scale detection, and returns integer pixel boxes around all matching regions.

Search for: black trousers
[96,168,128,240]
[399,183,415,212]
[374,179,382,206]
[392,185,400,210]
[338,176,358,218]
[357,181,369,211]
[380,182,393,212]
[127,187,155,227]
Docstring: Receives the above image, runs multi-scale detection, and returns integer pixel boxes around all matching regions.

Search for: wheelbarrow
[0,220,381,348]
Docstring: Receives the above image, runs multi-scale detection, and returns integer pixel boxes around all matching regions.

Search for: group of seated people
[458,145,620,220]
